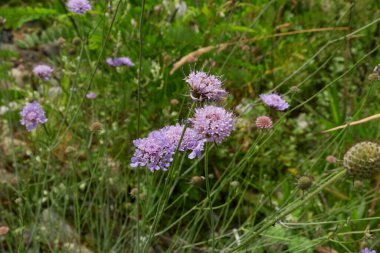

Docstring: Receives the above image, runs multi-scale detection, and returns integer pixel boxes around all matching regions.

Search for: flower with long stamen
[192,105,234,143]
[185,71,228,102]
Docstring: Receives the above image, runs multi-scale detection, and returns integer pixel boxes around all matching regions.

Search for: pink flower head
[67,0,91,14]
[184,71,228,102]
[255,116,273,129]
[20,101,48,131]
[192,105,234,143]
[260,93,289,111]
[33,64,53,80]
[326,155,337,164]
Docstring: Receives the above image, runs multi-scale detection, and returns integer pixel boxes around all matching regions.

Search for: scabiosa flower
[184,71,228,102]
[192,105,234,143]
[67,0,91,14]
[162,124,205,159]
[33,64,53,81]
[130,130,174,172]
[20,102,48,131]
[106,57,134,67]
[361,248,376,253]
[255,116,273,129]
[86,92,97,99]
[260,93,289,111]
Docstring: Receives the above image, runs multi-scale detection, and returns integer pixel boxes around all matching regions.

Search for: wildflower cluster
[131,71,234,171]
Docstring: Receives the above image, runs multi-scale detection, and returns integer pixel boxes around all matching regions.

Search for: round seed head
[90,122,103,132]
[297,176,313,190]
[343,141,380,179]
[190,176,205,186]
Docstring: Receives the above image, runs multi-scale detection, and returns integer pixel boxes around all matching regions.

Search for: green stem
[230,169,347,251]
[136,1,146,251]
[204,142,215,251]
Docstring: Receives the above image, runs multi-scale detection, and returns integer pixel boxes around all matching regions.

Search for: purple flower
[161,124,205,159]
[361,248,376,253]
[106,57,134,67]
[260,93,289,111]
[192,105,234,143]
[20,102,48,131]
[86,92,97,99]
[130,129,174,172]
[130,124,205,172]
[67,0,91,14]
[255,116,273,129]
[33,64,53,81]
[184,71,228,102]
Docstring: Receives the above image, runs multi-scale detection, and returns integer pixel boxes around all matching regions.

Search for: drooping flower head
[130,124,205,172]
[192,105,234,143]
[255,116,273,129]
[184,71,228,102]
[260,93,289,111]
[67,0,91,14]
[361,248,376,253]
[20,102,48,131]
[86,92,97,99]
[106,57,134,67]
[33,64,53,81]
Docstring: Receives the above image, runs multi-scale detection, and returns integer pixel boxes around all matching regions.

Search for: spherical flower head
[67,0,91,14]
[106,57,134,67]
[86,92,97,99]
[161,124,205,159]
[20,102,48,131]
[33,64,53,80]
[326,155,337,164]
[361,248,376,253]
[260,93,289,111]
[185,71,228,102]
[130,130,173,172]
[192,105,234,143]
[255,116,273,129]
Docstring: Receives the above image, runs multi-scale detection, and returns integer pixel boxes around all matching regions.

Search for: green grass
[0,0,380,252]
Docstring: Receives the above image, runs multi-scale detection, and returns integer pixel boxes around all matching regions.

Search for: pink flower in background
[255,116,273,129]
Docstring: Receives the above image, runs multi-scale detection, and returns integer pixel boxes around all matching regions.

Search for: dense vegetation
[0,0,379,252]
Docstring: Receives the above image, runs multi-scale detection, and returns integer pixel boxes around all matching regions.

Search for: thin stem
[229,169,347,251]
[204,142,215,251]
[136,0,146,252]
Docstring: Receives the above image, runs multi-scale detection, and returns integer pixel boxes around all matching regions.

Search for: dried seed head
[130,188,139,197]
[90,122,103,132]
[72,37,81,46]
[230,181,240,188]
[343,141,380,178]
[190,176,205,186]
[297,176,313,190]
[353,180,363,189]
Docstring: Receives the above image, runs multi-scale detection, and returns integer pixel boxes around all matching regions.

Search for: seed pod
[90,122,103,132]
[343,141,380,178]
[297,176,313,191]
[190,176,204,186]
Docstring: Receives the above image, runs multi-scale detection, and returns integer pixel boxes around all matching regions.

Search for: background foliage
[0,0,379,252]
